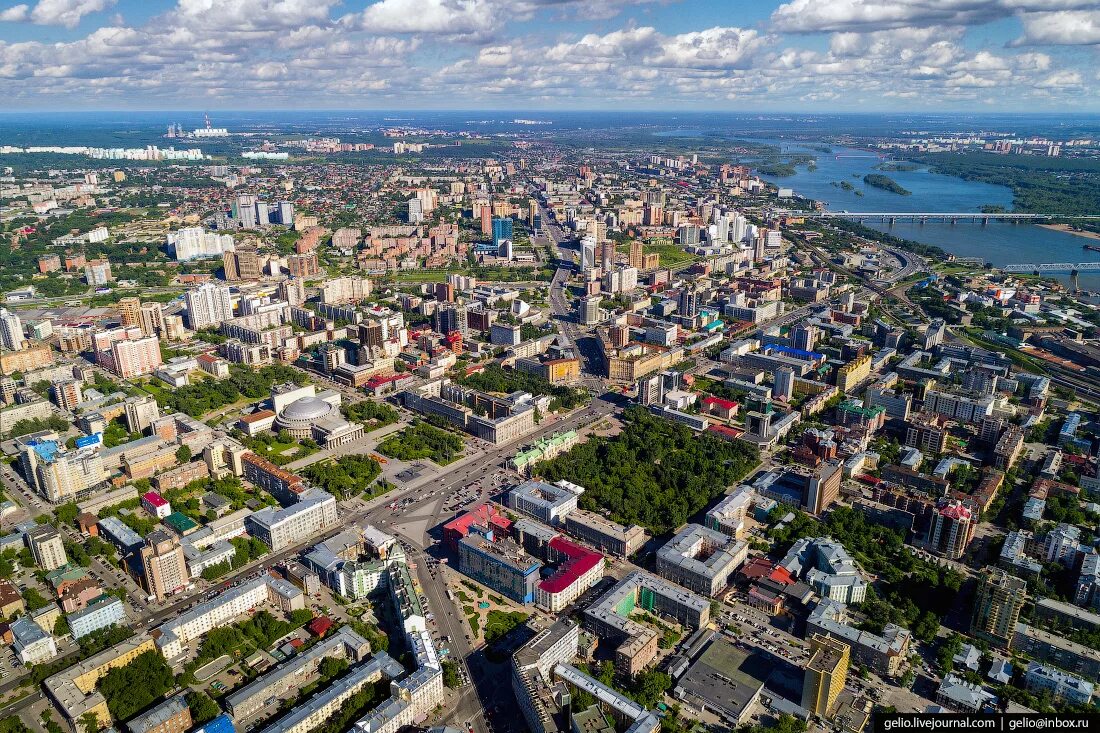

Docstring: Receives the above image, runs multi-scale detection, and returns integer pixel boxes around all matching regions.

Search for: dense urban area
[1,115,1100,733]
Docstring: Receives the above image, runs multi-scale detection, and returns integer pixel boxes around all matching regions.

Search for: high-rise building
[579,295,602,326]
[107,336,162,379]
[802,633,850,717]
[435,305,469,338]
[931,500,976,560]
[223,244,261,282]
[168,227,235,261]
[277,278,306,307]
[50,379,83,411]
[84,259,113,285]
[790,324,819,353]
[255,201,271,227]
[492,217,514,246]
[774,366,795,401]
[287,252,320,278]
[233,194,259,229]
[600,241,616,271]
[140,530,189,600]
[138,302,165,338]
[408,197,424,224]
[26,525,68,571]
[478,201,492,235]
[278,201,295,226]
[580,235,597,272]
[125,394,161,433]
[0,308,25,352]
[117,297,141,328]
[184,283,233,330]
[628,240,644,269]
[972,566,1027,648]
[677,286,699,318]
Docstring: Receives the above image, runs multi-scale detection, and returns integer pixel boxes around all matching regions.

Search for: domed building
[269,384,364,448]
[275,396,337,439]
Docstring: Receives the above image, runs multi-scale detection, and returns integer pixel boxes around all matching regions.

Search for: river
[658,132,1100,289]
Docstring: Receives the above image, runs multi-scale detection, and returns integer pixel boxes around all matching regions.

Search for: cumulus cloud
[358,0,492,34]
[0,0,1096,110]
[1012,10,1100,45]
[1,0,114,27]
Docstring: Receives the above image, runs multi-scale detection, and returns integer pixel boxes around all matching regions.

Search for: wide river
[659,132,1100,289]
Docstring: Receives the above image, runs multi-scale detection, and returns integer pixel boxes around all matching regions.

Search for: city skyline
[0,0,1098,111]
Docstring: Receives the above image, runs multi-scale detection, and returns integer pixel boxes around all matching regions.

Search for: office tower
[117,297,141,328]
[790,324,819,353]
[408,197,424,224]
[492,217,514,246]
[0,308,25,351]
[930,500,976,560]
[50,379,83,411]
[140,530,189,600]
[138,302,164,338]
[277,278,306,307]
[435,305,468,338]
[628,240,644,270]
[278,201,295,226]
[802,633,850,717]
[184,283,233,330]
[636,375,664,406]
[234,194,259,229]
[678,286,699,318]
[26,525,68,571]
[580,235,597,273]
[774,366,795,401]
[359,322,383,350]
[972,566,1027,648]
[108,336,162,379]
[223,243,261,282]
[579,295,602,325]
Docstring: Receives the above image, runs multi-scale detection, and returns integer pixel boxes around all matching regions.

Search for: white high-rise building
[184,283,234,330]
[169,227,235,261]
[580,234,597,272]
[0,308,25,351]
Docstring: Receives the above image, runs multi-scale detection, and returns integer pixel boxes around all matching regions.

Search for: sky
[0,0,1098,112]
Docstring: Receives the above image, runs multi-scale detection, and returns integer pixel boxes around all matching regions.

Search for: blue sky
[1,0,1097,110]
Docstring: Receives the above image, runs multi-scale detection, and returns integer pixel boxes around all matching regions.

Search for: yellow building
[45,635,157,728]
[802,633,850,718]
[835,354,871,394]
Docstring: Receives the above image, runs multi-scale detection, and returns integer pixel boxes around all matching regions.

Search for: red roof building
[536,537,604,613]
[443,503,513,553]
[308,616,333,637]
[701,396,739,420]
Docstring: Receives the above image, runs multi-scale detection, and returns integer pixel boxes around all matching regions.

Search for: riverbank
[1037,223,1100,242]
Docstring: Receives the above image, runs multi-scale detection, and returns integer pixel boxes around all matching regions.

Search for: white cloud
[0,0,114,27]
[646,27,765,69]
[0,4,29,21]
[358,0,491,34]
[1013,10,1100,45]
[772,0,1098,33]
